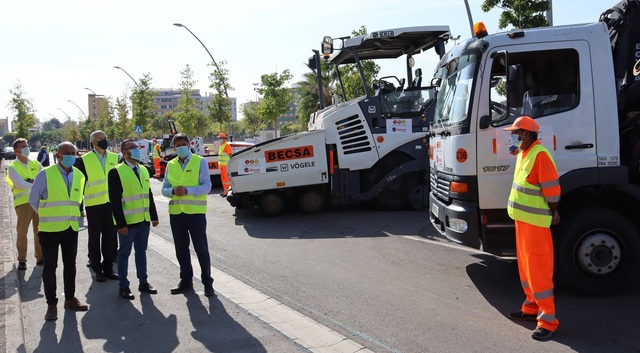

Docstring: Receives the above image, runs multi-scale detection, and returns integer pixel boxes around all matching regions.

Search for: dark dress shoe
[86,260,92,267]
[138,283,158,294]
[36,260,44,266]
[104,272,119,280]
[170,282,193,295]
[18,262,27,271]
[204,285,216,297]
[119,288,135,300]
[96,274,106,282]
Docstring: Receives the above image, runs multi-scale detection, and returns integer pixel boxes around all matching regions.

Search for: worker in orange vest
[217,133,232,197]
[152,138,162,178]
[503,116,560,341]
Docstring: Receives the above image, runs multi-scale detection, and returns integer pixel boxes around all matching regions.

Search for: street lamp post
[57,108,71,120]
[174,22,231,135]
[84,87,97,95]
[68,100,88,120]
[113,66,140,88]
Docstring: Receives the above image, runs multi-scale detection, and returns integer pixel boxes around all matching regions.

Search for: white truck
[225,26,451,216]
[428,1,640,295]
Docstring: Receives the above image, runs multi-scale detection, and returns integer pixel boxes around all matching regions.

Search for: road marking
[148,231,375,353]
[401,235,487,254]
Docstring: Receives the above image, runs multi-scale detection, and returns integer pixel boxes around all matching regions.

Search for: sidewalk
[0,172,309,353]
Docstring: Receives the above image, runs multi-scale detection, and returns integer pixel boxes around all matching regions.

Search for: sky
[0,0,619,128]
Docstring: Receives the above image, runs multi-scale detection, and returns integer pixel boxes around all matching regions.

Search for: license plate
[431,202,439,217]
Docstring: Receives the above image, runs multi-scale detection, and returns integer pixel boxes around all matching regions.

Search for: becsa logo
[265,146,314,162]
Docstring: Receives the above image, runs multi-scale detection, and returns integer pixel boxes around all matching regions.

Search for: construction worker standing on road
[503,116,560,341]
[217,132,232,197]
[162,133,215,297]
[152,138,162,178]
[6,138,43,271]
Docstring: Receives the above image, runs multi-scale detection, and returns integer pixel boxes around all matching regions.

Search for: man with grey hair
[29,141,88,321]
[76,130,119,282]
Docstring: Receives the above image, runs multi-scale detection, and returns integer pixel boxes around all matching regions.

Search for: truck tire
[364,154,419,211]
[297,187,324,214]
[258,192,285,217]
[554,207,640,295]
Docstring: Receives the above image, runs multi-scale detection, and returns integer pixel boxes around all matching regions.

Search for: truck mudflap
[429,192,481,249]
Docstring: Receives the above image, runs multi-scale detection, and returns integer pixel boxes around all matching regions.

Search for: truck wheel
[554,207,640,295]
[258,192,285,217]
[297,188,324,214]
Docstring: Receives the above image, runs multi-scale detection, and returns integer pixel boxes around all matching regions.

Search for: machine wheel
[554,207,640,295]
[363,154,420,211]
[297,187,325,214]
[258,192,285,217]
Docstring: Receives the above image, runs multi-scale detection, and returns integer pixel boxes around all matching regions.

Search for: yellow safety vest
[507,144,555,227]
[6,159,41,206]
[167,155,207,215]
[82,151,118,207]
[38,166,84,232]
[115,164,151,224]
[153,144,160,159]
[218,142,230,166]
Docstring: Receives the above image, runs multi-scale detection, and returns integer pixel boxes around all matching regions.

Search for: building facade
[151,88,237,122]
[87,94,109,120]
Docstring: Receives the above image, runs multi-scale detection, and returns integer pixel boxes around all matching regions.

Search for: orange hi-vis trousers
[515,220,559,332]
[154,158,162,178]
[220,164,231,194]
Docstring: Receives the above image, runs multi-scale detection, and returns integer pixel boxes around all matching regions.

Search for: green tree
[239,101,266,138]
[2,133,15,146]
[131,73,157,135]
[279,122,306,136]
[207,60,234,133]
[7,82,36,139]
[481,0,550,30]
[295,62,333,127]
[63,118,81,146]
[43,118,62,131]
[114,92,133,141]
[256,70,294,136]
[174,65,207,137]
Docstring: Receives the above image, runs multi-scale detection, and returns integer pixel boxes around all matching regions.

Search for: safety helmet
[218,133,227,139]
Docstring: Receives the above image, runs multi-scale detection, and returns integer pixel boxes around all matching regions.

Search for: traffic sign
[134,125,143,135]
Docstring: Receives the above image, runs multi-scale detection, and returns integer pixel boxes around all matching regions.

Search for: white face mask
[509,133,523,148]
[21,147,31,157]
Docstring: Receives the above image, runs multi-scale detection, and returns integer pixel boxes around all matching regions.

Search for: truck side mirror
[321,36,333,55]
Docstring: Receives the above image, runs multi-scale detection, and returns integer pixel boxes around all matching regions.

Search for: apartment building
[152,88,237,121]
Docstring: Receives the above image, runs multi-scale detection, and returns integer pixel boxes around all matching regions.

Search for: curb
[0,170,27,353]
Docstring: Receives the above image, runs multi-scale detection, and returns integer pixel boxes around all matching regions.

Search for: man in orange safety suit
[503,116,560,341]
[152,138,162,178]
[217,133,232,197]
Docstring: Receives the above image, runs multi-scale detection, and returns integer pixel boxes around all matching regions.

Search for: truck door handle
[565,143,594,150]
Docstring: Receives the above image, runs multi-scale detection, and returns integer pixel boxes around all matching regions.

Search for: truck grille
[335,115,372,155]
[430,170,451,202]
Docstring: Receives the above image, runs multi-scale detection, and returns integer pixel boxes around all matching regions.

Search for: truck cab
[428,8,640,295]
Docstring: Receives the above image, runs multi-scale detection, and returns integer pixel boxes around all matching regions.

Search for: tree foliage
[131,73,157,135]
[174,65,207,137]
[296,61,333,127]
[7,82,36,140]
[239,101,266,138]
[207,60,234,132]
[3,133,15,146]
[481,0,550,30]
[256,70,294,135]
[114,92,132,141]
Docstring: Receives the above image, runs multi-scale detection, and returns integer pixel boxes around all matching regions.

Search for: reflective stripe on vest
[6,159,41,206]
[507,144,555,227]
[218,142,230,165]
[115,164,151,224]
[167,155,207,215]
[38,166,84,232]
[82,151,118,207]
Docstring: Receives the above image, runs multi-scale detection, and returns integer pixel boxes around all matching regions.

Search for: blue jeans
[117,223,150,289]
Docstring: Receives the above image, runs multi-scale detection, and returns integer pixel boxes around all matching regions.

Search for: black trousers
[39,227,78,305]
[86,202,116,275]
[169,213,213,286]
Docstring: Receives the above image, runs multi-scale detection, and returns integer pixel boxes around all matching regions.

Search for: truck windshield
[433,53,478,125]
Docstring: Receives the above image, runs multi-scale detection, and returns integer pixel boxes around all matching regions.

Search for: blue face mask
[21,147,31,157]
[509,133,523,148]
[129,148,142,161]
[61,155,76,168]
[176,146,190,158]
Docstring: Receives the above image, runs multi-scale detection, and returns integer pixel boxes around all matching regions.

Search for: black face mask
[97,140,109,150]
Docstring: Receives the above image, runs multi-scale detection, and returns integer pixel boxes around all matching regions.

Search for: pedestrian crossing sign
[134,126,143,135]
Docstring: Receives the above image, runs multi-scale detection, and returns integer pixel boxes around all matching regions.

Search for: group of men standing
[6,130,217,322]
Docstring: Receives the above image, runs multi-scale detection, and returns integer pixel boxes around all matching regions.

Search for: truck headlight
[448,217,468,233]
